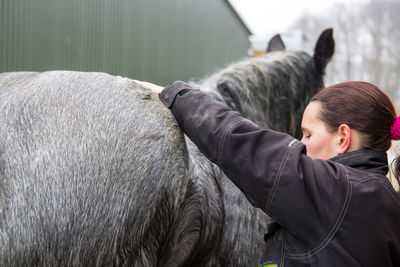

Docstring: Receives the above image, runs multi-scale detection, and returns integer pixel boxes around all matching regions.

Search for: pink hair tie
[391,116,400,140]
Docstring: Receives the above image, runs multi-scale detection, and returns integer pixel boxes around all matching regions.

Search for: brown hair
[311,81,399,190]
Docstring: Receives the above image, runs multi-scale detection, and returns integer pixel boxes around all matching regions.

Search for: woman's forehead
[301,102,324,129]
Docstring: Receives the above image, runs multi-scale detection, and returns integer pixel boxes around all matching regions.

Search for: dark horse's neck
[190,51,325,140]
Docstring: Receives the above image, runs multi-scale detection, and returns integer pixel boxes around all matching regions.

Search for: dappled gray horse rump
[0,29,334,266]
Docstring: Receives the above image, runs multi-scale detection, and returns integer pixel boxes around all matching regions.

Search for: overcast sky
[228,0,368,36]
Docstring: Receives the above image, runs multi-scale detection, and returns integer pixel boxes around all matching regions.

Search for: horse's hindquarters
[0,71,195,266]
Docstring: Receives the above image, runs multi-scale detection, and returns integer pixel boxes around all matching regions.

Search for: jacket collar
[330,149,388,176]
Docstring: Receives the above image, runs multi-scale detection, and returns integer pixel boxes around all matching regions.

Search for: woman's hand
[134,80,164,95]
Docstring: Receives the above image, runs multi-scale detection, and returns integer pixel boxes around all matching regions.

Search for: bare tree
[289,0,400,102]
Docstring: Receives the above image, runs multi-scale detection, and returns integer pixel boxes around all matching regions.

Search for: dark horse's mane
[194,29,334,140]
[0,29,334,266]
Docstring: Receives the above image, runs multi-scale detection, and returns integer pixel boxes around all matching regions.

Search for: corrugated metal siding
[0,0,250,84]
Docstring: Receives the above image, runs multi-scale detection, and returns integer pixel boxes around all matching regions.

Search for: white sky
[228,0,368,36]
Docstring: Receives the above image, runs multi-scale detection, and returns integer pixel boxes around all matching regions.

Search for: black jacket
[159,81,400,266]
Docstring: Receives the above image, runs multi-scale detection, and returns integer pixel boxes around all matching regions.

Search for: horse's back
[0,71,189,265]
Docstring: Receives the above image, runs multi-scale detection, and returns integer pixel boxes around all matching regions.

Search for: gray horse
[0,29,334,266]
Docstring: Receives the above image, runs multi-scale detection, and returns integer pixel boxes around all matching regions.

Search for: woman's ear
[337,124,352,154]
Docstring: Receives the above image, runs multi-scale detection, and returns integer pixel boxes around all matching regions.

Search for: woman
[139,80,400,266]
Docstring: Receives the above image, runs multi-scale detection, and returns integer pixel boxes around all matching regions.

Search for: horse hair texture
[0,29,334,266]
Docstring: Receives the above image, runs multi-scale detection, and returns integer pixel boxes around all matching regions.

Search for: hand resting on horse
[134,80,164,94]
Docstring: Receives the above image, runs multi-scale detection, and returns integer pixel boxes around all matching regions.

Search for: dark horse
[0,29,334,266]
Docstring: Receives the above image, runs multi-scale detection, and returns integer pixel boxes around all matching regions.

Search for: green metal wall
[0,0,250,84]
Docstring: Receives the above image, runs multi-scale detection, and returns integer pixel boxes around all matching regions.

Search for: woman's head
[301,81,397,160]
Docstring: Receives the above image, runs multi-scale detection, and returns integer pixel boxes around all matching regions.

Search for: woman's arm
[159,81,301,209]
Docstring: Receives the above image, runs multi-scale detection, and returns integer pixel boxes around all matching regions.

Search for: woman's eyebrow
[301,126,310,133]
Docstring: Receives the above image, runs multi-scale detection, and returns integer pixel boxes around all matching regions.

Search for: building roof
[224,0,253,35]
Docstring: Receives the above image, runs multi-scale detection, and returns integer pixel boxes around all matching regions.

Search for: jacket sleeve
[159,81,350,243]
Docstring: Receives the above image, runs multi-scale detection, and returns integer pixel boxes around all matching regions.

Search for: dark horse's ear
[313,28,335,74]
[266,34,286,52]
